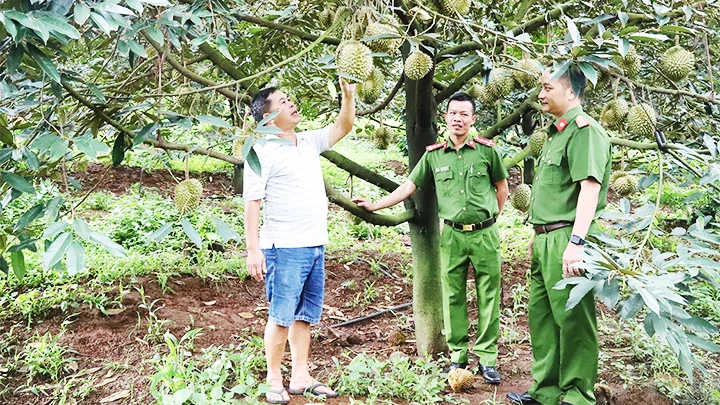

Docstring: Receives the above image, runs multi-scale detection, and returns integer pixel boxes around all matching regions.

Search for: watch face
[571,235,584,245]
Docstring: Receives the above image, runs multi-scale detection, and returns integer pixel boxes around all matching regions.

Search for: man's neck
[554,101,582,119]
[276,130,297,144]
[450,133,469,150]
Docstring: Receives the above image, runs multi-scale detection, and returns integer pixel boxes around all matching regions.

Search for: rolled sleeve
[567,127,610,183]
[489,148,509,183]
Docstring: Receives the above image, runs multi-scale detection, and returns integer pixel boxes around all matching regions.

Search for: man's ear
[471,115,477,125]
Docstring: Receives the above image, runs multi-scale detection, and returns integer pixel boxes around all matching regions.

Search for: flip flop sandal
[288,382,339,398]
[265,388,290,404]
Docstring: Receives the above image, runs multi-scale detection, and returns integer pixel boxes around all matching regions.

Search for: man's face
[444,100,477,137]
[538,69,575,117]
[264,90,301,130]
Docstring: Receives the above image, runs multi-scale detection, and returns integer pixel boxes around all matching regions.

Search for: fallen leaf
[100,390,131,403]
[238,312,254,319]
[203,300,216,306]
[104,369,115,379]
[211,310,226,317]
[95,376,120,388]
[104,308,126,316]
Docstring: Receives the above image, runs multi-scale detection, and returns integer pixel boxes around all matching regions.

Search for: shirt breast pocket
[539,148,564,184]
[434,170,454,197]
[469,169,489,194]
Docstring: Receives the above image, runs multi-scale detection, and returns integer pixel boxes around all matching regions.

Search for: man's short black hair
[447,92,476,113]
[554,64,586,100]
[251,87,277,122]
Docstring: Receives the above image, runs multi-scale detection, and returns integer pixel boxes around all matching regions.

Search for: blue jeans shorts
[262,245,325,327]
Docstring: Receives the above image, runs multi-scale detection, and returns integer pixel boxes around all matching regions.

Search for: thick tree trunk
[405,61,447,357]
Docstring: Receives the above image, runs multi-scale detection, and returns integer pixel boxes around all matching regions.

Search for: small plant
[21,331,75,382]
[137,287,172,344]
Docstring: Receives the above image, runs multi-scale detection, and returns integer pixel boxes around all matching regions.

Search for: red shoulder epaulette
[576,115,590,128]
[426,141,447,152]
[474,136,495,147]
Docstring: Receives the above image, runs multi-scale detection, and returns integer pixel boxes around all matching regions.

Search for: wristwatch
[570,234,585,246]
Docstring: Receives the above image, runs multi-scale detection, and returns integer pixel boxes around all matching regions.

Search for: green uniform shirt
[528,106,611,225]
[408,136,508,224]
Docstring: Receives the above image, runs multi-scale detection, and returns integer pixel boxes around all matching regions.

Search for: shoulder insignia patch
[474,136,495,147]
[555,118,568,132]
[426,141,447,152]
[576,115,590,128]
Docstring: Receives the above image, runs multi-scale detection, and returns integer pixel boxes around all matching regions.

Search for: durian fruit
[319,8,336,28]
[404,51,433,80]
[611,174,638,196]
[529,129,547,158]
[232,138,244,158]
[357,67,385,104]
[486,68,516,100]
[614,46,641,78]
[439,0,471,15]
[600,98,629,131]
[447,368,474,392]
[466,82,483,100]
[513,58,542,89]
[659,45,695,82]
[387,330,407,346]
[372,126,393,150]
[364,22,402,54]
[336,40,374,83]
[627,103,657,139]
[174,179,203,215]
[511,183,532,212]
[609,170,627,185]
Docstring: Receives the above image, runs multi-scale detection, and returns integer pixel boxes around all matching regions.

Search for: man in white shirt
[243,80,355,404]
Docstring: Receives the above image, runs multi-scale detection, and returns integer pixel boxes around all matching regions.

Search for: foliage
[20,330,75,382]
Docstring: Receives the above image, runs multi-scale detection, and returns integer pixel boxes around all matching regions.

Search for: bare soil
[0,164,672,404]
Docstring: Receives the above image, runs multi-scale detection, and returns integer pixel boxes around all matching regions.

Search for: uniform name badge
[435,166,450,173]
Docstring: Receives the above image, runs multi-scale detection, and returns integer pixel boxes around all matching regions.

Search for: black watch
[570,234,585,246]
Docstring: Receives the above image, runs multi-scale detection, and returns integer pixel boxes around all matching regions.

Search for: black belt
[444,217,496,232]
[533,222,573,234]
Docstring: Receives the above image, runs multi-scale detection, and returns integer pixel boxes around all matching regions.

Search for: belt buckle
[462,224,474,231]
[542,225,548,233]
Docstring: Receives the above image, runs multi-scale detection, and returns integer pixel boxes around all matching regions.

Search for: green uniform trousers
[528,227,598,405]
[440,223,501,365]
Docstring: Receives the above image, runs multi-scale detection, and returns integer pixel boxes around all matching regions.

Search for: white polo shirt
[242,127,331,249]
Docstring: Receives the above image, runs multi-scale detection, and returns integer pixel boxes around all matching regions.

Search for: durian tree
[2,0,720,373]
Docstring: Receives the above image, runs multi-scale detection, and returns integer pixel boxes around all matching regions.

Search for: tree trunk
[405,60,447,357]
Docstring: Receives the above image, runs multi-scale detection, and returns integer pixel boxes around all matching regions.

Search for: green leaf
[72,218,92,241]
[90,12,113,35]
[66,241,85,276]
[629,32,669,42]
[212,217,241,242]
[43,221,68,239]
[146,222,174,243]
[74,3,91,25]
[138,0,171,5]
[196,115,232,128]
[128,39,148,58]
[7,46,22,74]
[638,286,660,314]
[618,11,629,25]
[4,10,40,31]
[2,172,36,194]
[89,231,126,257]
[687,334,720,352]
[565,278,597,311]
[257,109,281,127]
[40,15,81,39]
[74,135,110,159]
[578,62,598,87]
[26,45,61,83]
[133,123,159,146]
[45,197,65,224]
[619,293,644,320]
[254,125,283,135]
[596,277,620,308]
[215,36,235,62]
[0,119,12,145]
[679,315,719,334]
[0,13,18,40]
[548,60,571,82]
[564,16,581,47]
[112,133,126,166]
[180,219,203,248]
[43,232,73,270]
[146,25,164,45]
[327,80,337,100]
[246,148,261,176]
[22,148,40,171]
[94,3,136,16]
[126,0,144,13]
[14,203,45,233]
[10,251,25,280]
[0,256,7,274]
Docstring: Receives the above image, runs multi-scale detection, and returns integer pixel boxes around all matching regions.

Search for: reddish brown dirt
[1,164,671,404]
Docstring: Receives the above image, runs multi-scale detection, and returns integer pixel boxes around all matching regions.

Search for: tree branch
[435,59,487,103]
[480,89,542,139]
[608,70,720,106]
[325,183,416,226]
[321,150,401,193]
[235,14,341,46]
[358,76,404,116]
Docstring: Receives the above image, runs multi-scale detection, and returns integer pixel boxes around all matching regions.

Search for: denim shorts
[262,245,325,327]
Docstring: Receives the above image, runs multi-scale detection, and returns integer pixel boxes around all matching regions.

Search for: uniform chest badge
[435,166,450,173]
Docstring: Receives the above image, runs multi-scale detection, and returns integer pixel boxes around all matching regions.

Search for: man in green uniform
[507,66,611,405]
[353,92,509,384]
